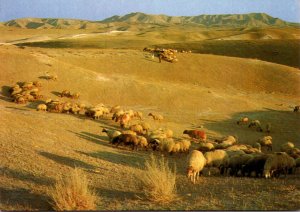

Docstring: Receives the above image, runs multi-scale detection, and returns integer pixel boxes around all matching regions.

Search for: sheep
[293,105,299,112]
[129,124,144,135]
[280,142,295,152]
[149,128,173,140]
[21,82,33,90]
[183,129,206,142]
[69,104,81,114]
[33,81,42,87]
[10,88,23,96]
[180,139,191,153]
[47,74,58,81]
[248,120,263,132]
[70,92,80,99]
[148,112,164,121]
[122,130,137,136]
[148,138,160,151]
[197,142,215,152]
[187,150,207,184]
[136,136,148,150]
[225,150,246,158]
[285,147,300,159]
[60,90,71,98]
[237,117,249,125]
[102,128,121,143]
[111,134,138,150]
[14,96,27,104]
[204,150,229,175]
[257,136,273,152]
[159,138,175,154]
[36,104,47,111]
[112,110,125,122]
[134,111,143,120]
[140,122,151,134]
[263,152,296,178]
[223,154,254,176]
[110,105,121,113]
[119,114,131,128]
[242,154,268,177]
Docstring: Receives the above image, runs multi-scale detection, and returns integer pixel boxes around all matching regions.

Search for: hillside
[102,12,290,27]
[0,44,300,210]
[4,12,297,29]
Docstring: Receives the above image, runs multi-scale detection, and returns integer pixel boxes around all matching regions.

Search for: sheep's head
[186,166,194,178]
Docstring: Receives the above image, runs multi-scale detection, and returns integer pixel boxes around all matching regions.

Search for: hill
[4,18,106,29]
[102,12,291,27]
[0,45,300,210]
[3,12,298,29]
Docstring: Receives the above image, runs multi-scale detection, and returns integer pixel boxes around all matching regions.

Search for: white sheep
[36,104,47,111]
[187,150,206,184]
[204,150,229,175]
[148,112,164,121]
[102,128,122,142]
[257,136,273,151]
[280,142,295,152]
[129,124,144,135]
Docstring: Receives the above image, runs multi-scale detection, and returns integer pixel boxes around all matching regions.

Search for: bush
[140,154,177,203]
[48,168,97,210]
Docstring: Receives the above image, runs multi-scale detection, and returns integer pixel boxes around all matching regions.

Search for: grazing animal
[111,134,138,150]
[237,117,249,125]
[148,112,164,121]
[257,136,273,152]
[36,104,47,111]
[248,120,263,132]
[204,150,229,175]
[102,128,121,143]
[187,150,206,184]
[183,130,206,142]
[263,152,296,178]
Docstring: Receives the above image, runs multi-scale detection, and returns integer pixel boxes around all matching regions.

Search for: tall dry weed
[48,168,97,210]
[140,154,177,203]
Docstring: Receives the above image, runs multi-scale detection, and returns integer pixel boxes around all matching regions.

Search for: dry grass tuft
[140,154,177,203]
[47,168,97,210]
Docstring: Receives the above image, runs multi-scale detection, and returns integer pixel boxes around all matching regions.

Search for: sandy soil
[0,31,300,210]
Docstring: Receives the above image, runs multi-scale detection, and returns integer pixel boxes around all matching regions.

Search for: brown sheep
[183,130,206,142]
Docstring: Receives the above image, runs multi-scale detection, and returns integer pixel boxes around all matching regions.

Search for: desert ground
[0,21,300,210]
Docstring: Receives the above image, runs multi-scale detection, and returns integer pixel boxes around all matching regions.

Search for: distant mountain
[3,12,297,29]
[102,12,290,27]
[4,18,106,29]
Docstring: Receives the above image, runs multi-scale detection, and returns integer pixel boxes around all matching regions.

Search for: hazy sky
[0,0,299,22]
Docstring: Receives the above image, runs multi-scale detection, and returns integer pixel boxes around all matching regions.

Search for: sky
[0,0,299,22]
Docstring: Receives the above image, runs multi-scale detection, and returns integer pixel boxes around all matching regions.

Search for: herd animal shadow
[76,150,145,169]
[39,151,96,170]
[0,187,51,210]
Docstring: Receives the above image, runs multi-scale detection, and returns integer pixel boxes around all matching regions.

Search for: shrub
[48,168,97,210]
[140,154,177,203]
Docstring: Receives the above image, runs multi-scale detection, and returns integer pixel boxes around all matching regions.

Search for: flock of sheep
[143,47,191,63]
[6,76,300,185]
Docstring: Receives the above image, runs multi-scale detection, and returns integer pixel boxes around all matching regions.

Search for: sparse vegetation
[139,154,177,203]
[47,168,97,210]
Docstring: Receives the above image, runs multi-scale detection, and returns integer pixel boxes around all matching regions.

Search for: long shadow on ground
[39,151,96,170]
[76,150,145,169]
[0,187,52,210]
[0,167,55,186]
